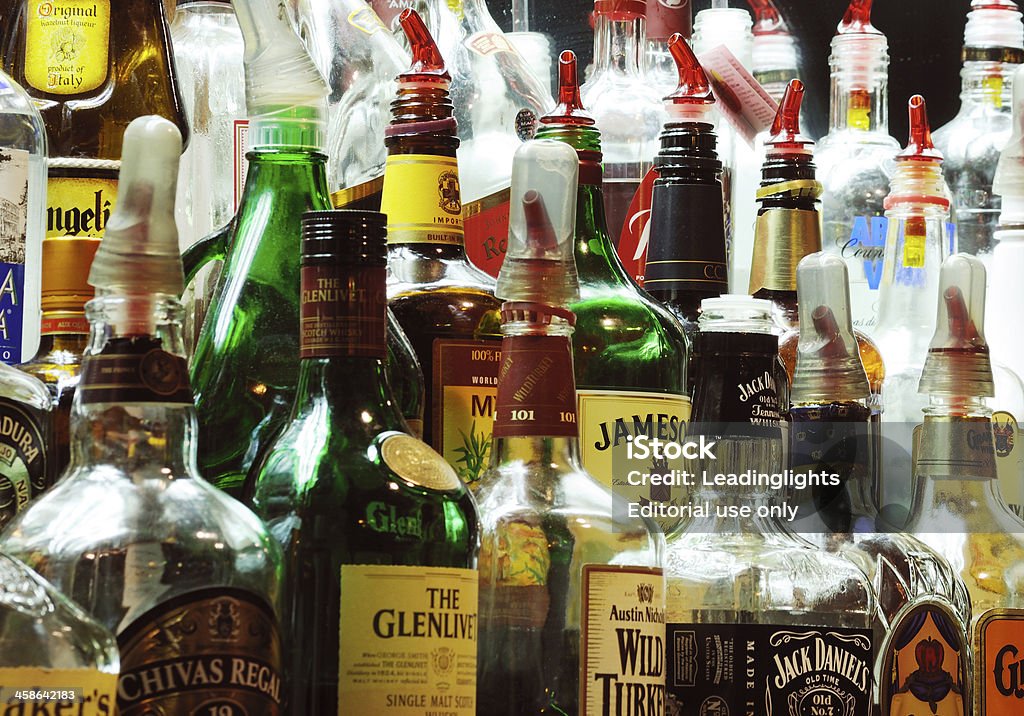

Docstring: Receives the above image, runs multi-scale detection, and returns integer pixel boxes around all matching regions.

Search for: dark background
[486,0,970,142]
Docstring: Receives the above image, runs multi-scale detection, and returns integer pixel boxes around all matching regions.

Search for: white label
[0,147,30,364]
[696,46,778,146]
[233,119,250,210]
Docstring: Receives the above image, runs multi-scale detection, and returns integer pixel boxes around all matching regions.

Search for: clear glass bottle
[0,115,285,715]
[476,139,665,716]
[581,0,667,246]
[665,295,875,713]
[249,210,478,713]
[747,0,801,105]
[645,0,693,96]
[905,253,1024,715]
[534,49,689,533]
[816,0,900,336]
[933,0,1024,279]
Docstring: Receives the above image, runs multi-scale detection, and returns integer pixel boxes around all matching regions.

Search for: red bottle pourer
[884,95,948,210]
[764,79,813,157]
[898,95,943,162]
[663,33,715,122]
[540,51,595,128]
[747,0,789,35]
[397,9,451,87]
[837,0,882,35]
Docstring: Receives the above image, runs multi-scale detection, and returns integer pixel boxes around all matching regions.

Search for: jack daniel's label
[0,399,49,528]
[25,0,110,94]
[666,622,872,714]
[79,336,192,405]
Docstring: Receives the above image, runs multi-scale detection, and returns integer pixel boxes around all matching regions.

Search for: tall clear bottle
[645,0,693,96]
[249,210,478,713]
[665,295,875,713]
[933,0,1024,278]
[816,0,900,335]
[476,139,665,716]
[747,0,801,105]
[0,115,285,715]
[534,49,689,531]
[905,253,1024,716]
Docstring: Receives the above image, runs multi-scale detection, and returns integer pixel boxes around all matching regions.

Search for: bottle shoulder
[0,363,54,411]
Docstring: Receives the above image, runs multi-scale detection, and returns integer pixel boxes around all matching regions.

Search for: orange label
[978,609,1024,713]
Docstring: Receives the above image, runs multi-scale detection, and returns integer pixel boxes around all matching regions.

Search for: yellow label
[984,75,1005,109]
[0,668,117,715]
[381,155,464,246]
[903,232,926,268]
[381,433,462,491]
[339,565,477,715]
[994,411,1023,517]
[25,0,110,94]
[847,106,871,131]
[46,175,117,238]
[581,565,665,715]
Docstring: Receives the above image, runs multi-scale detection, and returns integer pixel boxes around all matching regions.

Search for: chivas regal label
[25,0,110,94]
[880,600,969,715]
[46,174,117,239]
[0,668,118,714]
[0,147,30,364]
[464,187,510,278]
[0,398,49,528]
[381,155,464,246]
[79,336,192,405]
[116,588,282,715]
[665,622,872,714]
[339,565,477,715]
[493,334,578,439]
[300,263,386,358]
[581,565,666,716]
[432,339,500,487]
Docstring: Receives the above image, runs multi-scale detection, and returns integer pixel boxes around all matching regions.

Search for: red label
[41,315,89,335]
[616,167,658,286]
[464,189,511,278]
[300,265,386,359]
[493,335,577,438]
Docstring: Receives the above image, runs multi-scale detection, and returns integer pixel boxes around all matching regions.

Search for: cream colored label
[381,155,464,245]
[46,175,117,238]
[339,565,477,715]
[581,565,666,715]
[994,411,1023,517]
[0,668,117,714]
[381,433,462,491]
[25,0,110,94]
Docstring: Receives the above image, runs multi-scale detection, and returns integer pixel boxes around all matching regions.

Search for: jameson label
[478,521,551,629]
[993,411,1023,518]
[0,398,49,529]
[464,188,510,278]
[977,609,1024,714]
[666,622,872,714]
[47,175,117,238]
[79,336,192,405]
[880,601,969,715]
[381,155,464,246]
[645,183,728,295]
[432,339,500,486]
[493,334,577,439]
[300,264,386,358]
[339,565,477,714]
[0,148,29,364]
[581,565,666,716]
[116,588,282,715]
[0,668,117,714]
[25,0,110,94]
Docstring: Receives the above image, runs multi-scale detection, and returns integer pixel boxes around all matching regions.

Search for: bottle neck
[593,14,646,77]
[828,37,890,133]
[957,59,1019,111]
[241,148,331,206]
[574,167,632,286]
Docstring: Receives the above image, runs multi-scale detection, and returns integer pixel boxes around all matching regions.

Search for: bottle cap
[89,116,184,296]
[764,79,814,156]
[594,0,647,21]
[919,254,995,398]
[837,0,881,35]
[994,64,1024,223]
[300,210,387,265]
[664,34,716,121]
[41,238,100,315]
[792,252,870,404]
[895,94,942,162]
[495,140,580,306]
[541,51,595,128]
[698,295,776,333]
[964,0,1024,51]
[397,9,451,85]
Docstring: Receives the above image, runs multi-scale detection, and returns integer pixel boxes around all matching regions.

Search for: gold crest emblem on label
[381,433,462,491]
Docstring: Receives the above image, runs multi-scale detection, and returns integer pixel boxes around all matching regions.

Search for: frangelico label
[79,336,192,405]
[116,588,283,715]
[0,398,50,528]
[25,0,111,94]
[300,264,386,358]
[47,174,118,238]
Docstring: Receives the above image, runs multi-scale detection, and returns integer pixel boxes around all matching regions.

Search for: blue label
[842,215,888,290]
[0,262,24,364]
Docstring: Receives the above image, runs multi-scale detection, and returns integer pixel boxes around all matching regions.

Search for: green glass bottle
[249,210,478,714]
[533,50,689,528]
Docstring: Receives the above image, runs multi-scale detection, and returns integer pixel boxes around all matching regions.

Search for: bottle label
[750,208,822,294]
[977,609,1024,714]
[46,174,117,239]
[615,166,659,286]
[645,182,728,294]
[331,175,385,212]
[233,119,249,211]
[464,187,511,278]
[338,564,477,714]
[300,263,386,358]
[79,336,193,405]
[581,565,666,715]
[665,622,873,713]
[879,600,969,715]
[381,155,464,246]
[837,214,887,288]
[347,4,388,34]
[466,31,516,57]
[646,0,692,41]
[380,433,462,491]
[431,339,500,486]
[993,411,1023,518]
[41,313,89,334]
[0,668,118,715]
[0,147,31,364]
[0,398,49,528]
[116,588,283,715]
[492,334,577,440]
[478,521,551,628]
[24,0,110,94]
[916,418,998,480]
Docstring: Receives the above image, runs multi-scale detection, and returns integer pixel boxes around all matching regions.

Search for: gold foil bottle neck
[749,209,823,294]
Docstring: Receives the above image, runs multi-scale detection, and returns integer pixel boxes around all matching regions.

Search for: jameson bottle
[384,10,502,487]
[1,116,284,715]
[787,253,973,715]
[905,254,1024,716]
[476,139,665,716]
[249,210,478,713]
[533,49,688,532]
[188,0,424,495]
[665,295,874,714]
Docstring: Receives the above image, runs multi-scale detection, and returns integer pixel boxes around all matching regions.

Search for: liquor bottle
[0,361,51,531]
[19,236,99,476]
[664,295,874,714]
[384,10,502,487]
[507,0,554,95]
[188,0,425,495]
[646,0,693,96]
[0,553,119,709]
[933,0,1024,276]
[788,252,973,714]
[0,115,285,714]
[476,138,665,716]
[905,253,1024,716]
[0,67,43,365]
[747,0,800,105]
[534,49,689,531]
[581,0,667,244]
[816,0,900,335]
[248,210,478,713]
